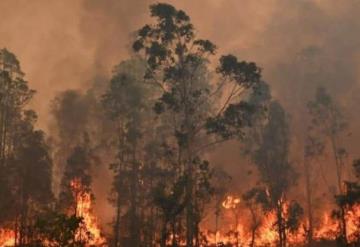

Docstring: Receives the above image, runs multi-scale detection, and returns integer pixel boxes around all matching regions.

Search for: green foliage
[217,54,261,86]
[206,101,256,139]
[132,3,265,245]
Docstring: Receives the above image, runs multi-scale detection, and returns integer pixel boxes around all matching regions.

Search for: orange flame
[70,178,106,246]
[207,195,360,246]
[0,229,15,247]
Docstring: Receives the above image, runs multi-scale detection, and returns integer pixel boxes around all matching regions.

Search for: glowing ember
[70,178,106,246]
[345,204,360,242]
[0,229,15,247]
[222,195,241,209]
[314,212,338,240]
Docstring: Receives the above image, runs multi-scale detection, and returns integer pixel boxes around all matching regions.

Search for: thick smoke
[1,0,360,233]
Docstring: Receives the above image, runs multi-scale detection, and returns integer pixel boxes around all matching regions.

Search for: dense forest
[0,2,359,247]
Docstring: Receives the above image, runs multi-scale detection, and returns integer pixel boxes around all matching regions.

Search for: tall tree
[303,124,325,245]
[248,101,303,247]
[0,48,35,226]
[133,3,262,245]
[0,48,35,167]
[0,49,53,246]
[58,135,96,215]
[307,86,349,244]
[102,58,158,247]
[10,110,53,246]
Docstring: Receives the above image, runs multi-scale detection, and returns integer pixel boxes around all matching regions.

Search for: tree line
[0,3,359,247]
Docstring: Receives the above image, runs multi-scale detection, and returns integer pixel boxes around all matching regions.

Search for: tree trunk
[171,219,177,247]
[249,206,258,247]
[160,220,168,247]
[304,158,314,246]
[340,206,348,245]
[277,203,285,247]
[186,174,194,247]
[129,146,140,247]
[250,229,256,247]
[113,192,121,247]
[330,136,348,245]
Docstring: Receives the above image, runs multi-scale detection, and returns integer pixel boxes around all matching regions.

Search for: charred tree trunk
[304,158,314,246]
[276,202,286,247]
[171,218,177,247]
[113,192,121,247]
[185,170,194,247]
[339,206,348,246]
[129,145,140,247]
[113,124,125,247]
[330,135,348,245]
[249,206,259,247]
[160,219,168,247]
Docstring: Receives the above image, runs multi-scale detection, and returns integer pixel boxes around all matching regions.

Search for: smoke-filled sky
[3,0,360,184]
[2,0,360,231]
[1,0,359,127]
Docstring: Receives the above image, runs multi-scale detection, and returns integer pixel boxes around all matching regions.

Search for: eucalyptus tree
[245,101,303,247]
[0,48,35,225]
[58,134,97,216]
[307,86,349,244]
[102,58,159,247]
[0,49,54,246]
[0,48,35,167]
[132,3,264,245]
[11,110,53,246]
[303,124,324,245]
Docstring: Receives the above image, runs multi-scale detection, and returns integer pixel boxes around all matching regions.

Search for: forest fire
[70,179,106,246]
[205,196,360,246]
[345,204,360,241]
[0,229,15,247]
[1,1,360,247]
[0,179,106,247]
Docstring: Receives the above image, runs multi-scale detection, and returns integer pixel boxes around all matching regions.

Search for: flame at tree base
[0,179,106,247]
[204,198,360,247]
[70,178,106,246]
[0,194,358,246]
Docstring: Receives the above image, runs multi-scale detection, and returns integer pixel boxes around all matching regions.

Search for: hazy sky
[3,0,360,230]
[1,0,360,131]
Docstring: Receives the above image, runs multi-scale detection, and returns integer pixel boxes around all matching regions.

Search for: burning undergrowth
[0,178,106,247]
[0,2,360,247]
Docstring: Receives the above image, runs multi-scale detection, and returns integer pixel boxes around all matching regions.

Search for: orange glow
[206,195,359,246]
[0,195,358,246]
[0,229,15,247]
[346,204,360,242]
[314,204,360,242]
[222,195,241,209]
[70,178,106,246]
[313,212,338,240]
